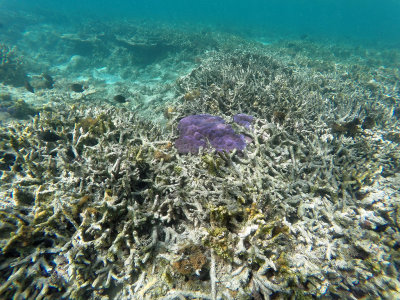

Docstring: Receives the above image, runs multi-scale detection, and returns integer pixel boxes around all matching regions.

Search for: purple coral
[175,114,248,154]
[233,113,254,128]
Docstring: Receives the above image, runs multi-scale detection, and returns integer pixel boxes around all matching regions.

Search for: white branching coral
[0,39,399,300]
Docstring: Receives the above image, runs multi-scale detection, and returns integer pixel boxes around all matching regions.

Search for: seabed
[0,15,400,300]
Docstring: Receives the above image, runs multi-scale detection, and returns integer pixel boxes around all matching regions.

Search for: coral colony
[175,114,248,154]
[0,20,400,300]
[233,113,254,129]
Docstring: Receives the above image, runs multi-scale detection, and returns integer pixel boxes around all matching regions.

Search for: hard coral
[233,113,254,128]
[175,114,247,154]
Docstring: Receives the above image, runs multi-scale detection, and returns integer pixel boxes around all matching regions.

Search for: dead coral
[176,47,398,135]
[0,37,399,300]
[0,104,169,299]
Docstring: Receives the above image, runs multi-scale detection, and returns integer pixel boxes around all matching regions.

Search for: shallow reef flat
[1,19,400,300]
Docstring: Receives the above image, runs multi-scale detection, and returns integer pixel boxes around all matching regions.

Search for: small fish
[24,81,34,93]
[38,130,62,142]
[71,83,84,93]
[113,94,126,103]
[42,73,54,88]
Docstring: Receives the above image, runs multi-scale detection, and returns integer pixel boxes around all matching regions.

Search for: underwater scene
[0,0,400,299]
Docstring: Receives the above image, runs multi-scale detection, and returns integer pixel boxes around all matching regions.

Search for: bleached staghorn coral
[0,98,399,299]
[176,47,399,133]
[1,38,400,299]
[166,115,399,298]
[0,105,171,299]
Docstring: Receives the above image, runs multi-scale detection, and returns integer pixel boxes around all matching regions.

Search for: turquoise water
[2,0,400,43]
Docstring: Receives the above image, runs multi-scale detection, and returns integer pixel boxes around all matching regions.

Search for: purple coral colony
[175,114,253,154]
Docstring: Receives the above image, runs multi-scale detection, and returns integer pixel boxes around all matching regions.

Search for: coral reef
[0,95,398,299]
[0,18,400,300]
[176,47,398,137]
[0,105,168,299]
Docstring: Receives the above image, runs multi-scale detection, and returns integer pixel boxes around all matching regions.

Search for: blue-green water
[2,0,400,44]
